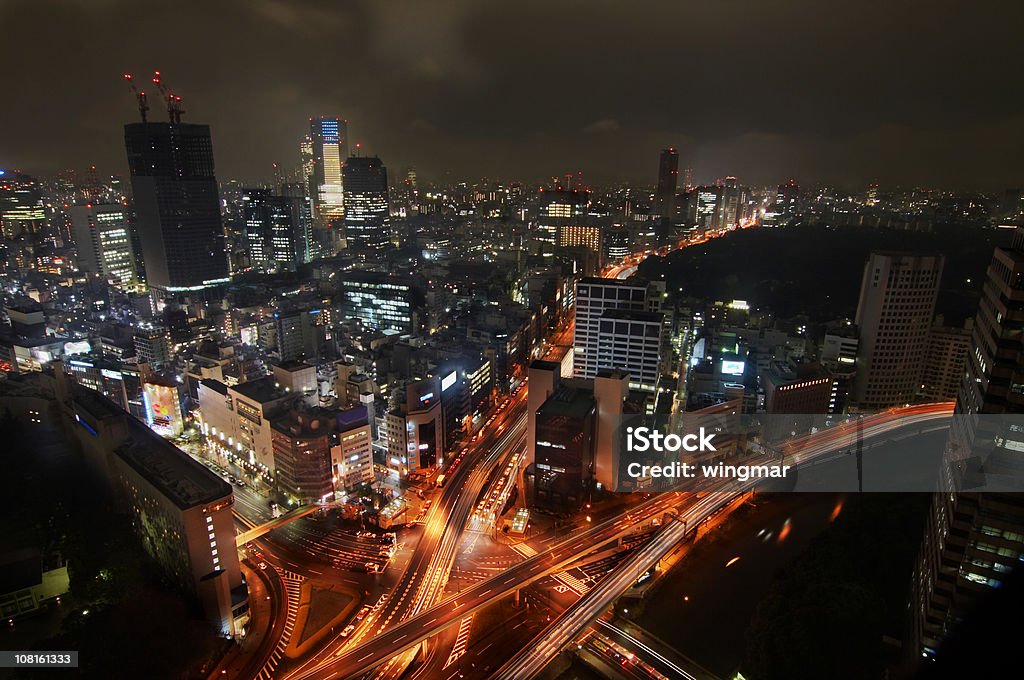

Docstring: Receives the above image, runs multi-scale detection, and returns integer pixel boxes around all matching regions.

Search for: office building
[0,172,46,239]
[558,224,603,264]
[695,185,722,233]
[124,122,229,292]
[911,227,1024,661]
[384,379,443,474]
[653,148,679,220]
[307,116,348,224]
[242,189,307,272]
[919,320,972,402]
[596,309,663,393]
[573,277,662,385]
[605,224,630,262]
[338,270,418,334]
[537,189,588,247]
[765,179,800,226]
[343,156,390,255]
[133,329,171,368]
[852,252,943,410]
[527,385,596,513]
[68,204,137,287]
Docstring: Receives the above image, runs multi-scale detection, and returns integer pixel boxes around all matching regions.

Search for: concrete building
[596,308,663,393]
[60,383,246,637]
[271,405,372,505]
[911,227,1024,662]
[526,385,596,514]
[68,204,137,288]
[919,320,972,402]
[573,277,662,384]
[197,377,292,480]
[852,252,943,410]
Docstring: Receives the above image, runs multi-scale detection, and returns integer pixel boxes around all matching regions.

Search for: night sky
[2,0,1023,189]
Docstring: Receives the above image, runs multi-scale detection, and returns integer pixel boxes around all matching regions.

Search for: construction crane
[150,70,184,124]
[122,73,149,122]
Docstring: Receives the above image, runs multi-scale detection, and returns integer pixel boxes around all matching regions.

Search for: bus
[436,474,447,488]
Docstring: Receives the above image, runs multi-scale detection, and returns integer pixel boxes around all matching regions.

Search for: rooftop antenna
[123,73,149,122]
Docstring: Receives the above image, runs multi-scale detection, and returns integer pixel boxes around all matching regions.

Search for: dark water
[635,493,843,678]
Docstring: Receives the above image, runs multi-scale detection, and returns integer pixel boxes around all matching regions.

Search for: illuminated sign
[440,371,457,393]
[419,392,434,403]
[63,340,92,355]
[101,368,122,380]
[143,382,183,437]
[721,360,745,376]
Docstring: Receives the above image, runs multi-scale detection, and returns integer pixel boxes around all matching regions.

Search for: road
[283,390,529,680]
[490,403,956,678]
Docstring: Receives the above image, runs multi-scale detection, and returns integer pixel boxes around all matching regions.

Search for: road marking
[444,614,475,668]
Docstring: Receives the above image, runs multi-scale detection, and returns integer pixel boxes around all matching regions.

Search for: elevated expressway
[292,402,954,679]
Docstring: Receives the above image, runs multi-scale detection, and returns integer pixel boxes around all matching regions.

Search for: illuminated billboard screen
[441,371,457,392]
[721,360,746,376]
[143,382,183,437]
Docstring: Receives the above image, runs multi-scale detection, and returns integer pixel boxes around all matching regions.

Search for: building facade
[852,252,943,410]
[124,122,229,292]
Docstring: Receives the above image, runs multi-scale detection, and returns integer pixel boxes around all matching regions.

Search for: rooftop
[538,386,595,421]
[117,417,232,510]
[230,376,287,404]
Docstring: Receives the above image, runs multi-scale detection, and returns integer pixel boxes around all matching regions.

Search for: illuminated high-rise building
[68,203,137,287]
[0,171,47,239]
[653,148,679,219]
[124,122,229,292]
[241,189,309,272]
[852,252,943,410]
[681,167,695,192]
[558,224,603,260]
[307,116,349,225]
[695,185,722,233]
[342,156,389,255]
[537,188,588,249]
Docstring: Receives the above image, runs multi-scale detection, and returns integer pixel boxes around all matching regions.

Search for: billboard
[721,359,746,376]
[143,381,183,437]
[441,371,457,393]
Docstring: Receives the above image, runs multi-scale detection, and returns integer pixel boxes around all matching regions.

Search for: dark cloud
[1,0,1022,189]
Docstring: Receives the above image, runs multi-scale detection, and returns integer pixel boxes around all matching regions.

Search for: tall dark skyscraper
[912,228,1024,661]
[241,189,308,272]
[124,122,229,292]
[653,148,679,220]
[343,156,389,255]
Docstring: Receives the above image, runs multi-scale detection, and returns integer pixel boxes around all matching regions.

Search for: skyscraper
[124,122,229,292]
[537,188,588,250]
[911,228,1024,661]
[307,116,348,225]
[653,148,679,220]
[0,171,46,239]
[573,277,663,390]
[342,156,390,255]
[852,252,943,410]
[241,189,308,272]
[68,204,137,287]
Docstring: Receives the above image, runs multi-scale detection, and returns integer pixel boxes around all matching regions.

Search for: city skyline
[2,1,1024,189]
[4,3,1024,679]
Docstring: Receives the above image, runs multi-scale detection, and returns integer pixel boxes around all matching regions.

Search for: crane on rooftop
[150,70,185,124]
[122,73,149,123]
